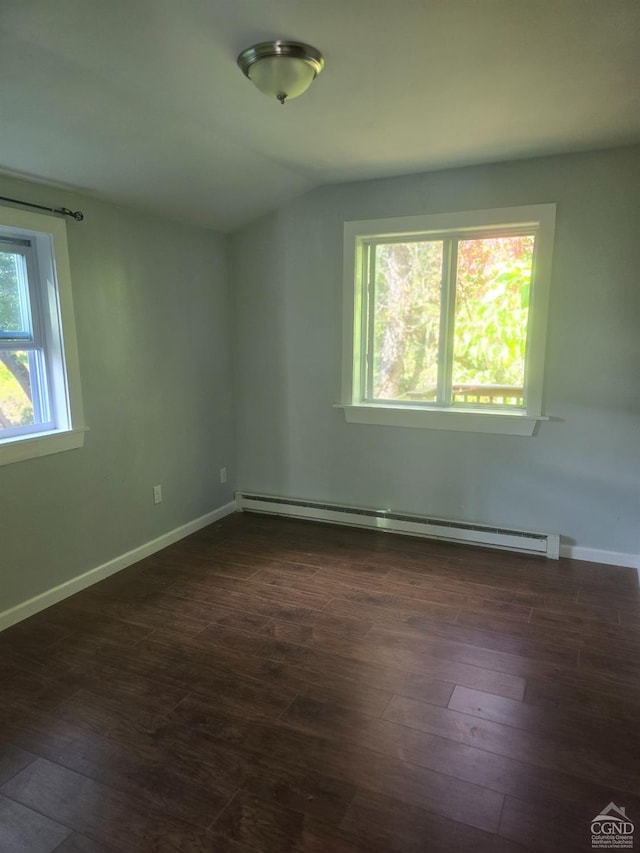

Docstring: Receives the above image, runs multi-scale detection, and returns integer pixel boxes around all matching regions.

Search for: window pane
[0,250,32,339]
[452,235,535,408]
[372,241,443,400]
[0,349,48,430]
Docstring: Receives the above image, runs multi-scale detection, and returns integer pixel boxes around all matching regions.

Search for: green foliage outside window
[372,234,534,404]
[0,252,34,429]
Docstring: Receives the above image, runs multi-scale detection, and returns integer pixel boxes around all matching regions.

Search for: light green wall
[0,175,236,613]
[231,146,640,559]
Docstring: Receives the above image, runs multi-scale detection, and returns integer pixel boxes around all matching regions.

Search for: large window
[341,205,555,435]
[0,205,84,465]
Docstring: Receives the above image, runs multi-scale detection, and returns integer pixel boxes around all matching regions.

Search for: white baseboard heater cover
[237,493,560,559]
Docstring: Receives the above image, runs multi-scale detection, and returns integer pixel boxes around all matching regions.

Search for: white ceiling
[1,0,639,232]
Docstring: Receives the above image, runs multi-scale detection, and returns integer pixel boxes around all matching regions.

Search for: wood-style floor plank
[213,790,387,853]
[0,793,71,853]
[52,834,113,853]
[0,746,37,788]
[1,512,638,852]
[0,758,216,852]
[339,789,528,853]
[5,712,244,828]
[382,693,639,793]
[447,685,635,756]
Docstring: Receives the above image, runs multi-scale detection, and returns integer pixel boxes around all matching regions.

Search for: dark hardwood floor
[1,512,639,852]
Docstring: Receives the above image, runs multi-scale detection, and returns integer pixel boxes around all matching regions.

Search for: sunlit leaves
[373,241,442,399]
[0,253,34,427]
[453,237,533,391]
[371,233,534,406]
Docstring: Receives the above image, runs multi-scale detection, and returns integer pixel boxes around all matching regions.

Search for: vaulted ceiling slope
[1,0,639,232]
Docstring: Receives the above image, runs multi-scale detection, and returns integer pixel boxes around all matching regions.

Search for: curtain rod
[0,194,84,221]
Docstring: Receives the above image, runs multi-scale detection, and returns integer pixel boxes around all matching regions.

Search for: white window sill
[0,426,87,467]
[336,404,547,435]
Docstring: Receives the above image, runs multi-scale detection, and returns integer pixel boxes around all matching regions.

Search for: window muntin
[342,205,556,432]
[0,205,85,464]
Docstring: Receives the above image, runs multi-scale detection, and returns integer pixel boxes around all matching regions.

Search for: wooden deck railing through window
[404,384,524,406]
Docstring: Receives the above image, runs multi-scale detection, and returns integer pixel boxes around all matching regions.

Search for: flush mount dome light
[237,40,325,104]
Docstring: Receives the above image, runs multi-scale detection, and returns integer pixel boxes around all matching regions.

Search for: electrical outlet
[219,467,227,484]
[153,484,162,504]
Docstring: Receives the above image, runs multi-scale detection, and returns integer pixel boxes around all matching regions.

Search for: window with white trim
[0,205,85,465]
[340,205,555,435]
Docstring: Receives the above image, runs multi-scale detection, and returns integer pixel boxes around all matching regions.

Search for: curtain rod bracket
[57,207,84,221]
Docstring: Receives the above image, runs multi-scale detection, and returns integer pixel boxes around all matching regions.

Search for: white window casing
[339,204,556,436]
[0,205,85,466]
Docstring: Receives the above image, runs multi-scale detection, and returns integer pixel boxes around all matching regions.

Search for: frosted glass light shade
[248,56,317,101]
[237,41,325,104]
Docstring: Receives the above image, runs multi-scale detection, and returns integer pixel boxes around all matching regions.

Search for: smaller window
[340,205,555,435]
[0,206,85,465]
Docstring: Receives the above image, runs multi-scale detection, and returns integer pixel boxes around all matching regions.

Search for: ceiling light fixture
[237,41,325,105]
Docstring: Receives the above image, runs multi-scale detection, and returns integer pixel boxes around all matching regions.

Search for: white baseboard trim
[0,501,236,633]
[559,543,640,579]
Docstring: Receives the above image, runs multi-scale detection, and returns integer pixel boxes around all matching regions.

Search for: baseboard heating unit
[236,493,560,559]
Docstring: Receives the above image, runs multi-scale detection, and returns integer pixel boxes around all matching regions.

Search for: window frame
[339,204,556,436]
[0,205,85,466]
